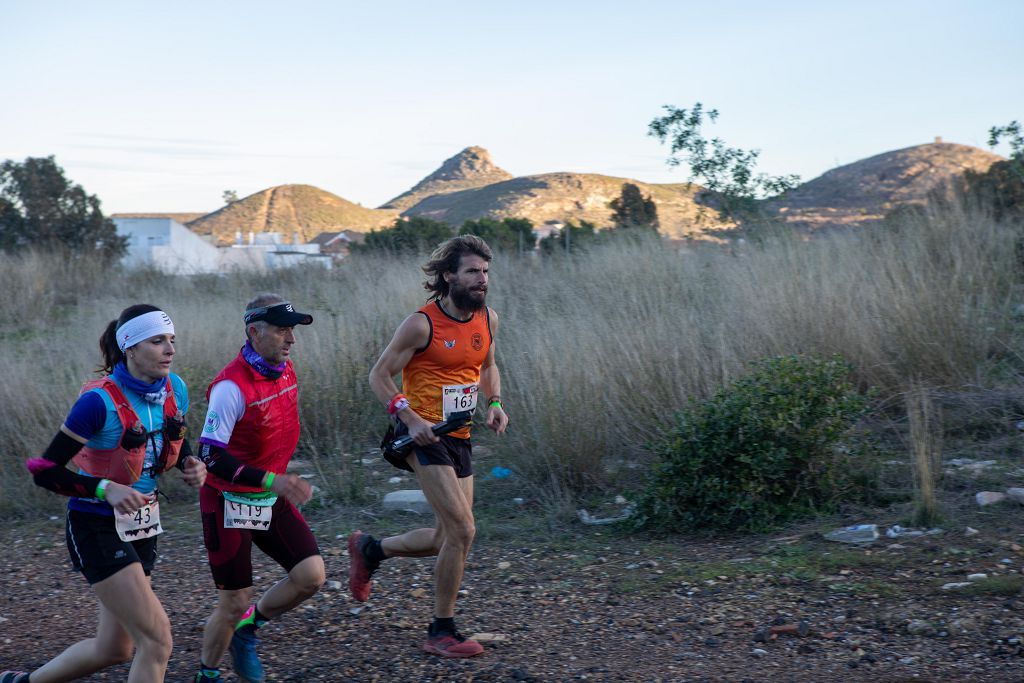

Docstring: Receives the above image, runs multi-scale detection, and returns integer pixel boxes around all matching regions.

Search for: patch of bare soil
[2,501,1023,682]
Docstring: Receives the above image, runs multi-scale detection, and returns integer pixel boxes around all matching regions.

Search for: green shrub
[636,354,869,532]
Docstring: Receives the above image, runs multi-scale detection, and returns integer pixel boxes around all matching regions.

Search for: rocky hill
[400,170,727,239]
[173,141,1003,246]
[186,184,397,245]
[380,146,514,212]
[767,141,1002,229]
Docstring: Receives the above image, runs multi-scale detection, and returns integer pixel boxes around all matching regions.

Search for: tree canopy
[459,217,534,252]
[610,182,659,231]
[648,102,799,222]
[0,156,125,257]
[359,215,455,253]
[961,120,1024,223]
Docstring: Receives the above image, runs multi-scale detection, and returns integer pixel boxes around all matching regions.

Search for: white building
[115,217,221,274]
[113,218,331,273]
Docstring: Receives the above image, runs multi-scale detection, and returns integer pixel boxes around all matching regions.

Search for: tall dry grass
[0,202,1019,515]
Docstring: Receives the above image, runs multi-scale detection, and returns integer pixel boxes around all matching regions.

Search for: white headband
[116,310,175,351]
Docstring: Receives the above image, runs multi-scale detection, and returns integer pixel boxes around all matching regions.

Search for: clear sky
[2,0,1021,213]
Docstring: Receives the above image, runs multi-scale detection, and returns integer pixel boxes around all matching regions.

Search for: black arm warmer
[174,438,194,471]
[29,431,103,498]
[196,442,267,488]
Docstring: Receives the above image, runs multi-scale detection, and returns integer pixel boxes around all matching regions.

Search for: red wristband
[387,393,410,416]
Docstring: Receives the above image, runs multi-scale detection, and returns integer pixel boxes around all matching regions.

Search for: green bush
[636,354,869,532]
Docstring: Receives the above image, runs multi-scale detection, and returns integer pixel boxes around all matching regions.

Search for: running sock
[196,663,220,679]
[363,536,388,566]
[235,604,269,633]
[430,616,456,636]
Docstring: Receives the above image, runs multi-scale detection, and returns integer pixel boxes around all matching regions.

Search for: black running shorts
[66,508,158,585]
[383,422,473,478]
[199,484,321,591]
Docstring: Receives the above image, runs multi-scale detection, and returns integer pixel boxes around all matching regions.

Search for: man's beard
[449,283,487,312]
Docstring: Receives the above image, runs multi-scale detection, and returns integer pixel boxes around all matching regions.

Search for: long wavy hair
[422,235,493,300]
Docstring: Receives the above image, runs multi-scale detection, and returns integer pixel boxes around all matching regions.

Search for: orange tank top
[403,300,492,439]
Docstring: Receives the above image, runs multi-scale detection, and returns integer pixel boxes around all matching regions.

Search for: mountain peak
[379,146,513,211]
[428,146,507,182]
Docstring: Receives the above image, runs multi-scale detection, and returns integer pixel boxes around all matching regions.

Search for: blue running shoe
[229,628,265,683]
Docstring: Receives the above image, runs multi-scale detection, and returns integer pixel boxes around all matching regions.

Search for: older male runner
[349,235,509,658]
[193,294,325,683]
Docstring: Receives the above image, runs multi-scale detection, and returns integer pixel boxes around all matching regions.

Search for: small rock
[703,637,720,647]
[325,580,343,591]
[410,588,428,598]
[387,476,402,484]
[976,491,1007,506]
[383,489,432,514]
[948,618,976,635]
[498,561,511,570]
[967,573,987,581]
[899,656,917,665]
[906,619,934,636]
[470,632,509,643]
[752,648,768,658]
[942,582,972,590]
[965,527,979,536]
[1006,488,1024,505]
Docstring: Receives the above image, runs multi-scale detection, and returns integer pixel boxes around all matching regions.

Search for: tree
[609,182,659,231]
[648,102,800,222]
[539,220,600,254]
[0,156,126,257]
[459,217,535,252]
[961,120,1024,223]
[358,216,455,253]
[222,189,240,204]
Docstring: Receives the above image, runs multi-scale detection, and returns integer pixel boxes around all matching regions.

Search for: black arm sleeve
[196,441,267,489]
[28,431,104,498]
[174,438,195,471]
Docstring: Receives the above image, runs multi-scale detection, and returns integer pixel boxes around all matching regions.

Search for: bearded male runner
[349,235,509,658]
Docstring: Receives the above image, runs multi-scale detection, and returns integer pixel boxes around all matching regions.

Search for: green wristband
[95,479,111,502]
[263,472,276,491]
[489,400,502,408]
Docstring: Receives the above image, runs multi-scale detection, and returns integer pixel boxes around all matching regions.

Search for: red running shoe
[347,530,376,602]
[422,632,484,658]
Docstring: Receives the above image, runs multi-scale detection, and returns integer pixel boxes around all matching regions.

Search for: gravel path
[1,504,1022,682]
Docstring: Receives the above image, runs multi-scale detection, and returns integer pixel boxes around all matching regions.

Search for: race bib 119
[223,493,276,530]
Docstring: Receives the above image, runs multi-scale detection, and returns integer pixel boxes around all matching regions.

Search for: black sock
[363,537,388,566]
[430,616,456,636]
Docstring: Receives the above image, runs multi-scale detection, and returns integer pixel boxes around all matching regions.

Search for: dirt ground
[1,497,1023,683]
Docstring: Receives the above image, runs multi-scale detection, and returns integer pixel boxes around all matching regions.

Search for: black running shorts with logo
[66,508,158,585]
[383,421,473,478]
[199,484,321,591]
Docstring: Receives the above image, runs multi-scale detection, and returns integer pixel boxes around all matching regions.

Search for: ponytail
[98,319,123,374]
[97,303,162,375]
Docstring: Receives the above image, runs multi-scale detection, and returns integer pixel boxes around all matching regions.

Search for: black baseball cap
[243,301,313,327]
